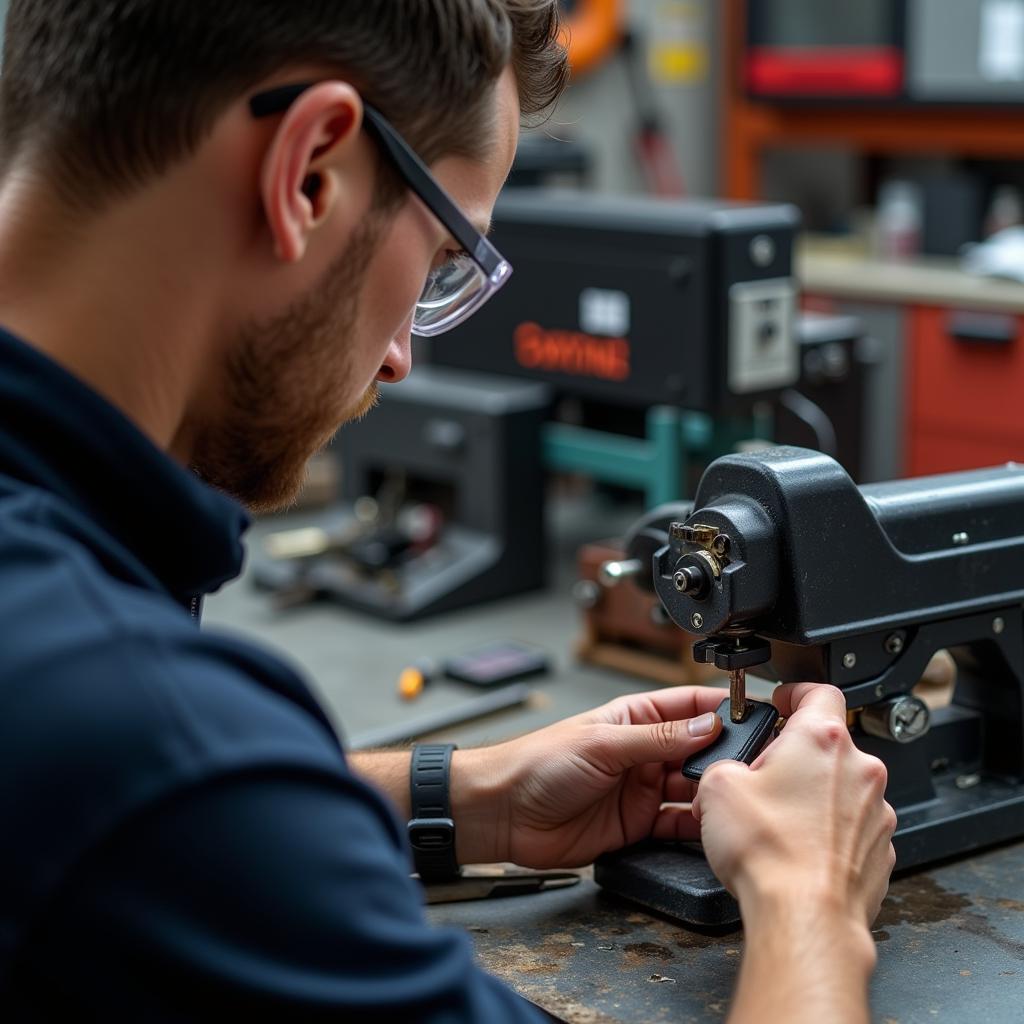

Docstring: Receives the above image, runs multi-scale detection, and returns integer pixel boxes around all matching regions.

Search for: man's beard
[190,218,384,513]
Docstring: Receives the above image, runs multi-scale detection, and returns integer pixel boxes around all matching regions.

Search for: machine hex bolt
[674,567,704,594]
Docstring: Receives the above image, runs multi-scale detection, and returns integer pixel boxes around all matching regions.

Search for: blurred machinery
[432,190,802,506]
[775,311,875,481]
[254,367,551,621]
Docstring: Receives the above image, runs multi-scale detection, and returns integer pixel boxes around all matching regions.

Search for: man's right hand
[693,682,896,924]
[692,683,897,1024]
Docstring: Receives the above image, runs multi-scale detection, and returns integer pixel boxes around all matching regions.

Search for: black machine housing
[431,190,801,414]
[596,447,1024,924]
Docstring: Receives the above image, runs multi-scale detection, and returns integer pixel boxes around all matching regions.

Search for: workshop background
[41,2,1023,1021]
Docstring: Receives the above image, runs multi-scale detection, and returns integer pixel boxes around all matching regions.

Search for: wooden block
[575,541,720,687]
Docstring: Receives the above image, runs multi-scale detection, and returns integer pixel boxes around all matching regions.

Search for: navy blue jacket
[0,329,543,1021]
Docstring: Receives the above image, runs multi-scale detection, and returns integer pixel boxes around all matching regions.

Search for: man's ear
[260,82,365,264]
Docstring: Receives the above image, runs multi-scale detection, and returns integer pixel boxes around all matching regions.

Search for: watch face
[408,819,455,852]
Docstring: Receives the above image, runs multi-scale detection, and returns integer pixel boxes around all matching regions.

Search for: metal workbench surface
[206,501,1024,1023]
[427,846,1024,1023]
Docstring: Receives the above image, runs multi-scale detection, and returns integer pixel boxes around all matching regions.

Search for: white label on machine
[579,288,631,337]
[728,278,799,395]
[980,0,1024,81]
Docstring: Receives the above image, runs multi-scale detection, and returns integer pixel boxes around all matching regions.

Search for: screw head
[994,616,1006,635]
[571,579,601,610]
[843,652,857,669]
[691,613,704,630]
[890,696,930,742]
[884,633,904,655]
[874,683,885,699]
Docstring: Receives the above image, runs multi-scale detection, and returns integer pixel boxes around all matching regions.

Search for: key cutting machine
[595,447,1024,925]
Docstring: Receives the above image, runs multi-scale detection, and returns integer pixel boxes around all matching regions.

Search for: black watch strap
[408,743,460,881]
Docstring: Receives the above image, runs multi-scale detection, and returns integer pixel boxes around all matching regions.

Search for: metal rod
[348,683,532,749]
[599,559,642,587]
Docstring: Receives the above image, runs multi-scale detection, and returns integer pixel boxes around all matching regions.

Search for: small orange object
[561,0,623,78]
[398,667,426,702]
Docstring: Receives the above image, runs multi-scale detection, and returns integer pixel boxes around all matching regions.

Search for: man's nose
[376,322,413,383]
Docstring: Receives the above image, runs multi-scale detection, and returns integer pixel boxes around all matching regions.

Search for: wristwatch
[408,743,460,881]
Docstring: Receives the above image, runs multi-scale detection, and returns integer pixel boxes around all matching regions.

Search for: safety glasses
[250,83,512,337]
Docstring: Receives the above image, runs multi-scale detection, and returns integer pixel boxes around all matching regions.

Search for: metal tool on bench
[422,871,580,905]
[595,446,1024,926]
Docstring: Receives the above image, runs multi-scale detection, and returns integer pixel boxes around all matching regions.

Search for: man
[0,2,896,1021]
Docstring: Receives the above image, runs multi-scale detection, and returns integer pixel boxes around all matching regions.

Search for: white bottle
[876,180,922,262]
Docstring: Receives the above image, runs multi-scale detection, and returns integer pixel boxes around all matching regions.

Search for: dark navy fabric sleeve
[14,770,548,1022]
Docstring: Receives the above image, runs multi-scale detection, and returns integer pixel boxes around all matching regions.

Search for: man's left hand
[453,687,723,869]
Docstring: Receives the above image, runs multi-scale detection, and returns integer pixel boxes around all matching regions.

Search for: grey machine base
[596,773,1024,927]
[594,843,740,927]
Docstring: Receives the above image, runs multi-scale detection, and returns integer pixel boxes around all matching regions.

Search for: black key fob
[682,697,779,782]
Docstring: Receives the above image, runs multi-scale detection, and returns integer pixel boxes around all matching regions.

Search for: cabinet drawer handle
[946,311,1016,346]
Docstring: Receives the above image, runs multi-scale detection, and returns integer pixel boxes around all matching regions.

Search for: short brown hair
[0,1,568,209]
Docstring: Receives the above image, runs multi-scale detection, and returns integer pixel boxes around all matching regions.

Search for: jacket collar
[0,328,249,600]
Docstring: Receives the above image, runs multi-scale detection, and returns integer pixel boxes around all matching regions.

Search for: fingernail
[688,712,717,737]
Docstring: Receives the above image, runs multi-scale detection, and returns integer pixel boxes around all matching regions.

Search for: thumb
[610,713,721,770]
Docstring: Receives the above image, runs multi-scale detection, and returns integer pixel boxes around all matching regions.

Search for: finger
[773,682,848,722]
[597,685,729,727]
[650,805,702,842]
[865,840,897,926]
[690,757,749,822]
[604,713,722,770]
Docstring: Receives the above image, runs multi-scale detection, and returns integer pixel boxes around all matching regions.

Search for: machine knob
[860,695,931,744]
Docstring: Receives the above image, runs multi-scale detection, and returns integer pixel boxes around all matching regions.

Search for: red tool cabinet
[907,305,1024,475]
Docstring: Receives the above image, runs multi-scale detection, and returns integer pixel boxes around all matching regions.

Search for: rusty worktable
[427,843,1024,1023]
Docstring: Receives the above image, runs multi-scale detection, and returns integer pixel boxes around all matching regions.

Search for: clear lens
[412,253,512,337]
